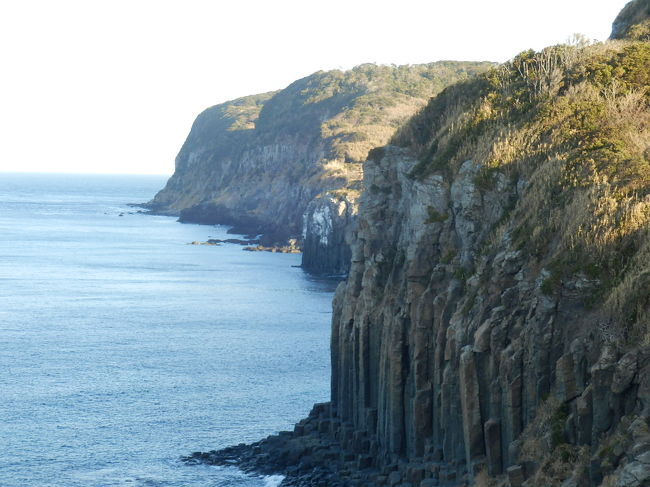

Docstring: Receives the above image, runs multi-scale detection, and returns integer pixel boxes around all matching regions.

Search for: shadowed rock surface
[611,0,650,40]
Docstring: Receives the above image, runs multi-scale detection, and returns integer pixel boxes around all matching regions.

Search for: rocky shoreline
[242,238,301,254]
[183,404,349,487]
[186,238,301,254]
[183,403,471,487]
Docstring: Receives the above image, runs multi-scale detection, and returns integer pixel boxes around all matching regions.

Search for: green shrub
[425,206,448,224]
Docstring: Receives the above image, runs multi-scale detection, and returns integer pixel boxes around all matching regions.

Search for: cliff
[147,62,493,274]
[183,4,650,486]
[611,0,650,40]
[327,33,650,486]
[185,30,650,485]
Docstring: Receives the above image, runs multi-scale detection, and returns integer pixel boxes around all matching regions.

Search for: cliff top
[176,61,495,167]
[392,35,650,338]
[151,60,494,223]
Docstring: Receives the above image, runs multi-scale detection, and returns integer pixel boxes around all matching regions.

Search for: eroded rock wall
[153,127,337,242]
[611,0,650,39]
[328,146,650,486]
[302,193,357,276]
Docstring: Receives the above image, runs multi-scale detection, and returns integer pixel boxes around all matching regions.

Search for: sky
[0,0,632,175]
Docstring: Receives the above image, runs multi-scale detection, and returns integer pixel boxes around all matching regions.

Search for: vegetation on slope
[153,61,494,245]
[175,92,275,168]
[175,62,494,175]
[255,62,495,162]
[393,37,650,342]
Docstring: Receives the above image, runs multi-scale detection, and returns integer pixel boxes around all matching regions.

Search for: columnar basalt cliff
[185,4,650,487]
[147,62,493,273]
[326,24,650,486]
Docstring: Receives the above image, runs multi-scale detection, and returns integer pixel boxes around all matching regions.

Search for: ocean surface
[0,173,336,487]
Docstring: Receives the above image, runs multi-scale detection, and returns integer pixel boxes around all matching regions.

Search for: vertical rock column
[302,192,356,275]
[459,347,485,473]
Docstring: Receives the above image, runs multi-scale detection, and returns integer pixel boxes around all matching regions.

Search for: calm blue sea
[0,173,335,487]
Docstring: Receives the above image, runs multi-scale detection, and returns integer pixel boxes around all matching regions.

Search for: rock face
[301,192,357,276]
[611,0,650,40]
[327,144,650,485]
[324,36,650,486]
[147,62,493,273]
[186,111,649,485]
[332,147,519,480]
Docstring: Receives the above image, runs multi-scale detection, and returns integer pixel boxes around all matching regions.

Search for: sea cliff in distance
[145,61,494,275]
[183,1,650,486]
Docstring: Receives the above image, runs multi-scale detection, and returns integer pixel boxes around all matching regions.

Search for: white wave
[263,474,285,487]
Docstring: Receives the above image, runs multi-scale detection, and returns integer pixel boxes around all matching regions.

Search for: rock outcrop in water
[187,3,650,486]
[147,62,493,273]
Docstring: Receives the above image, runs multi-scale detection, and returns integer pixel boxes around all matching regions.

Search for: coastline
[184,403,459,487]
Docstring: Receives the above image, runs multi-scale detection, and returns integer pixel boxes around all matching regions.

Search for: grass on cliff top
[320,62,494,163]
[393,37,650,342]
[256,62,494,165]
[176,62,493,188]
[175,92,276,162]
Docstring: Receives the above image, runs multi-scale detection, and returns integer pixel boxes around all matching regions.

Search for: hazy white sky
[0,0,631,175]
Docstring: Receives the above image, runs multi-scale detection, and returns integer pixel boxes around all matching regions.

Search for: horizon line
[0,170,172,177]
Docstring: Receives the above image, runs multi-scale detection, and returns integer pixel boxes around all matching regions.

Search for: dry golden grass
[474,468,502,487]
[387,39,650,340]
[519,396,562,463]
[600,475,618,487]
[437,41,650,340]
[605,227,650,341]
[517,396,591,485]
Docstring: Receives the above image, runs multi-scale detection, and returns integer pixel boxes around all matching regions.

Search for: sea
[0,173,336,487]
